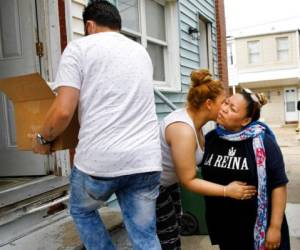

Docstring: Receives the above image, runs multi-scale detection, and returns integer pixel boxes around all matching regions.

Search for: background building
[227,25,300,126]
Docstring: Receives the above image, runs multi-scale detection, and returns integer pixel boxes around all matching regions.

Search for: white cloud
[224,0,300,35]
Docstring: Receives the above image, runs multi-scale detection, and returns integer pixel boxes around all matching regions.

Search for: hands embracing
[225,181,257,200]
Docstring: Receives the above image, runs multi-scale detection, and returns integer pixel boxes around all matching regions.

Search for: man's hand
[265,225,281,249]
[28,133,51,154]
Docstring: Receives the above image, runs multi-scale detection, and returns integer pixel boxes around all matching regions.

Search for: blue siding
[108,0,219,120]
[156,0,219,120]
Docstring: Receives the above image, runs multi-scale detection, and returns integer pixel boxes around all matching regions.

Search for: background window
[247,40,260,64]
[227,43,233,65]
[276,37,289,61]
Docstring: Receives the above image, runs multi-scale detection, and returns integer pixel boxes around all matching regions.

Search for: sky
[224,0,300,36]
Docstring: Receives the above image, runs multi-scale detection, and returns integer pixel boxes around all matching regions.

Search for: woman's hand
[225,181,256,200]
[265,226,281,249]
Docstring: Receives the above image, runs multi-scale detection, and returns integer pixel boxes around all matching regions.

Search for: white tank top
[160,108,204,187]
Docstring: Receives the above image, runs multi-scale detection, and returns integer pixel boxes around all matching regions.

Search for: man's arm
[30,86,79,154]
[41,86,79,141]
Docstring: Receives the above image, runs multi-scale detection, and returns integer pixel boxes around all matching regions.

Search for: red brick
[58,0,68,52]
[215,0,229,90]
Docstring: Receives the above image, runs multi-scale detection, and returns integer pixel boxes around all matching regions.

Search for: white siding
[69,0,86,40]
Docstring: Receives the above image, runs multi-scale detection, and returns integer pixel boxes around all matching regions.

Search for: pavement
[1,125,300,250]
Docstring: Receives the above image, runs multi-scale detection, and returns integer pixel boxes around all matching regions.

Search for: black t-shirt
[200,130,289,249]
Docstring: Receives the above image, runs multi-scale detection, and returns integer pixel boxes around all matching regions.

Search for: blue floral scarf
[216,122,268,250]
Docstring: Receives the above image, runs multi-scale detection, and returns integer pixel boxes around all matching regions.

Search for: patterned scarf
[216,122,267,250]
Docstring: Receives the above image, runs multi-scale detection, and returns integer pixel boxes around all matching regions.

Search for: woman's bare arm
[165,123,256,199]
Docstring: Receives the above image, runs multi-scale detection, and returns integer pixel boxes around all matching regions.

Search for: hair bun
[190,69,212,87]
[256,93,268,106]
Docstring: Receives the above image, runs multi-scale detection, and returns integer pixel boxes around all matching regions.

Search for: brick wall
[215,0,229,89]
[58,0,68,51]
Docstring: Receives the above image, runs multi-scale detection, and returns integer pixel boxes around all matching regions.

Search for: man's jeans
[69,166,162,250]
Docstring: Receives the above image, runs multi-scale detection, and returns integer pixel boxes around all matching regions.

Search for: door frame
[36,0,62,81]
[39,0,72,176]
[284,87,298,123]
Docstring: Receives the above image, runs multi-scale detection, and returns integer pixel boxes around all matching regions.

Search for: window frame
[276,36,289,62]
[198,15,213,72]
[247,40,261,65]
[227,43,234,65]
[118,0,181,92]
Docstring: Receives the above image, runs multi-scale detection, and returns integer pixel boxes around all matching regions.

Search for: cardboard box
[0,73,79,151]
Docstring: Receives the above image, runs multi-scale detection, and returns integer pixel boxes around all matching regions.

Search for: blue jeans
[69,166,162,250]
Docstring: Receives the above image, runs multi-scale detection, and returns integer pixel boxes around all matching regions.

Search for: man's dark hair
[83,0,122,30]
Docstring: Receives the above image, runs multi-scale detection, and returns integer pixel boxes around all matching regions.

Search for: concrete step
[0,176,68,215]
[0,176,69,229]
[0,206,123,249]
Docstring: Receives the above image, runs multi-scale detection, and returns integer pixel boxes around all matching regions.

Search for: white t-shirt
[160,108,204,186]
[54,32,162,177]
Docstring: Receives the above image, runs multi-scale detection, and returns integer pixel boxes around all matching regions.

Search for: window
[227,43,233,65]
[198,17,213,70]
[276,37,289,61]
[118,0,140,32]
[247,40,260,64]
[117,0,180,91]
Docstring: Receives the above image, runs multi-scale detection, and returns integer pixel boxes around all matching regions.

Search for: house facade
[0,0,228,245]
[227,29,300,126]
[69,0,228,119]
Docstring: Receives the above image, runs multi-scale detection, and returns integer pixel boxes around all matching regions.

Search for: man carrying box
[29,1,162,249]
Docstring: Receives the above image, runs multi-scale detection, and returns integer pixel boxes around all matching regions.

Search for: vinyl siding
[68,0,219,120]
[156,0,218,120]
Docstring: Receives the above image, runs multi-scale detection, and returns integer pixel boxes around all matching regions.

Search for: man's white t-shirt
[53,32,162,177]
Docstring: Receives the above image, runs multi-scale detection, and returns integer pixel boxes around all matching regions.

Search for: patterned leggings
[156,183,182,250]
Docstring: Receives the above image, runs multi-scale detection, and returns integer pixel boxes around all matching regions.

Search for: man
[30,1,162,249]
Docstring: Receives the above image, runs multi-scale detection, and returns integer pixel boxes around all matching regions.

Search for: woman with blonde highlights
[156,69,257,250]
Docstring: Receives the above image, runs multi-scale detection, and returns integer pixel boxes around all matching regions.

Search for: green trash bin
[180,168,208,235]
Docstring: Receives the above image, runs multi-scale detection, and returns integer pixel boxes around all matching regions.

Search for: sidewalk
[265,126,300,249]
[1,126,300,250]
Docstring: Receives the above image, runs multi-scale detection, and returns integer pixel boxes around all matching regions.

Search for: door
[0,0,48,176]
[284,87,298,122]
